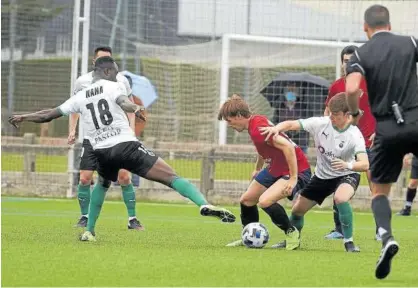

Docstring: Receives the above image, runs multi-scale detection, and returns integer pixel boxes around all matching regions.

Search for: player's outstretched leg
[80,176,110,242]
[117,169,144,230]
[144,157,236,223]
[75,170,94,228]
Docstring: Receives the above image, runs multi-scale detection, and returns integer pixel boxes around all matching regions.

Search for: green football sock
[121,183,136,217]
[77,184,91,216]
[171,177,208,207]
[336,202,353,239]
[86,183,108,233]
[290,213,304,231]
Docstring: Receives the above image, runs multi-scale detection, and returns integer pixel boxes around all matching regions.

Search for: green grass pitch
[2,197,418,286]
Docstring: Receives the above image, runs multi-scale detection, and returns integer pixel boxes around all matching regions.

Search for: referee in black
[345,4,418,280]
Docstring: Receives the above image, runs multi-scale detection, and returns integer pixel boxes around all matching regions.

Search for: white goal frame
[218,33,363,145]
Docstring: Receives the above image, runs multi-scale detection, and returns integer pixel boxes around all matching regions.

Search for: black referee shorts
[371,107,418,184]
[411,156,418,180]
[94,141,158,182]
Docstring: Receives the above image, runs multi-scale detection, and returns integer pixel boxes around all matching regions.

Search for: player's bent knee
[98,176,111,189]
[240,194,259,207]
[409,179,418,189]
[257,198,273,209]
[117,170,131,185]
[79,170,94,186]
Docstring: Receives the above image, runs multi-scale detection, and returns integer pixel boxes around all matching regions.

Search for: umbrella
[121,71,158,108]
[260,72,331,117]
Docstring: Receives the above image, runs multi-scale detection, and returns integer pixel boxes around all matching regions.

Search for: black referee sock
[405,187,417,206]
[240,203,259,227]
[372,194,393,245]
[262,203,292,233]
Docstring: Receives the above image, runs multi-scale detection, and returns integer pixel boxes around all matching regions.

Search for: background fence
[1,0,417,208]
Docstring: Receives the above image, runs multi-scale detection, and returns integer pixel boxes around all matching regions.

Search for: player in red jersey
[323,45,379,240]
[218,94,311,250]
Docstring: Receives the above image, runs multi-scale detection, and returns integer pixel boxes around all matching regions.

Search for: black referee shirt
[346,31,418,118]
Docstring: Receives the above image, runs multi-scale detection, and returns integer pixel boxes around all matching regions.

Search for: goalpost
[218,33,363,145]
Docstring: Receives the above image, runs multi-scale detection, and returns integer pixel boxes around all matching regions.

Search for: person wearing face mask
[272,85,309,154]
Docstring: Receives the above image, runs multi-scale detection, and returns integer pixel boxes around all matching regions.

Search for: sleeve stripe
[57,107,66,116]
[411,36,417,48]
[354,50,361,61]
[350,63,366,75]
[298,119,305,130]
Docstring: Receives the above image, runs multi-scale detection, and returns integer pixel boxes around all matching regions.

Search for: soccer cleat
[375,234,382,241]
[344,241,360,252]
[375,239,399,279]
[324,229,344,239]
[396,206,411,216]
[75,216,88,228]
[80,231,96,242]
[225,239,244,247]
[271,240,286,249]
[285,227,300,250]
[200,205,236,223]
[128,218,145,231]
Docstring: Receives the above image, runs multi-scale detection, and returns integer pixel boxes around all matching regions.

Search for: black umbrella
[260,72,331,116]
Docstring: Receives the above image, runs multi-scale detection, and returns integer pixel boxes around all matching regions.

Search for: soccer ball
[241,222,269,248]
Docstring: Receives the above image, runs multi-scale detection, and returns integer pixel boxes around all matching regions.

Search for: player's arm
[116,95,146,121]
[331,152,369,172]
[259,120,302,141]
[271,134,298,180]
[345,51,365,115]
[9,108,63,127]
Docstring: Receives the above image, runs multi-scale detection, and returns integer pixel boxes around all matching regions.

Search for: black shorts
[411,156,418,180]
[79,139,98,171]
[94,141,158,182]
[371,108,418,184]
[300,173,361,205]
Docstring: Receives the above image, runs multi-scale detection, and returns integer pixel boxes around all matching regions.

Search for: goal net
[1,0,417,204]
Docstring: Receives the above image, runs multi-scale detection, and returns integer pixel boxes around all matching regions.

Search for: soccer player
[68,46,140,230]
[218,94,311,250]
[323,45,378,241]
[261,93,369,252]
[397,155,418,216]
[9,56,236,241]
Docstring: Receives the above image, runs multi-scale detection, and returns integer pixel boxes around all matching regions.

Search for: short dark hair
[341,45,358,62]
[94,56,115,70]
[364,5,390,28]
[94,46,112,56]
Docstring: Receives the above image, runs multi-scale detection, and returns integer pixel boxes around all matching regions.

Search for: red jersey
[325,77,376,148]
[248,115,310,177]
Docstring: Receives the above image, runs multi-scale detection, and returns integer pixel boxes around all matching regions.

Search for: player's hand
[8,115,23,128]
[283,177,297,196]
[369,133,375,148]
[251,170,260,179]
[259,126,280,141]
[331,158,348,170]
[68,130,76,145]
[134,107,147,122]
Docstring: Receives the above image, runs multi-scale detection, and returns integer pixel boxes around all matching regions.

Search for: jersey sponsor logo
[339,141,345,148]
[318,145,338,159]
[86,86,103,98]
[94,126,122,143]
[322,131,329,139]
